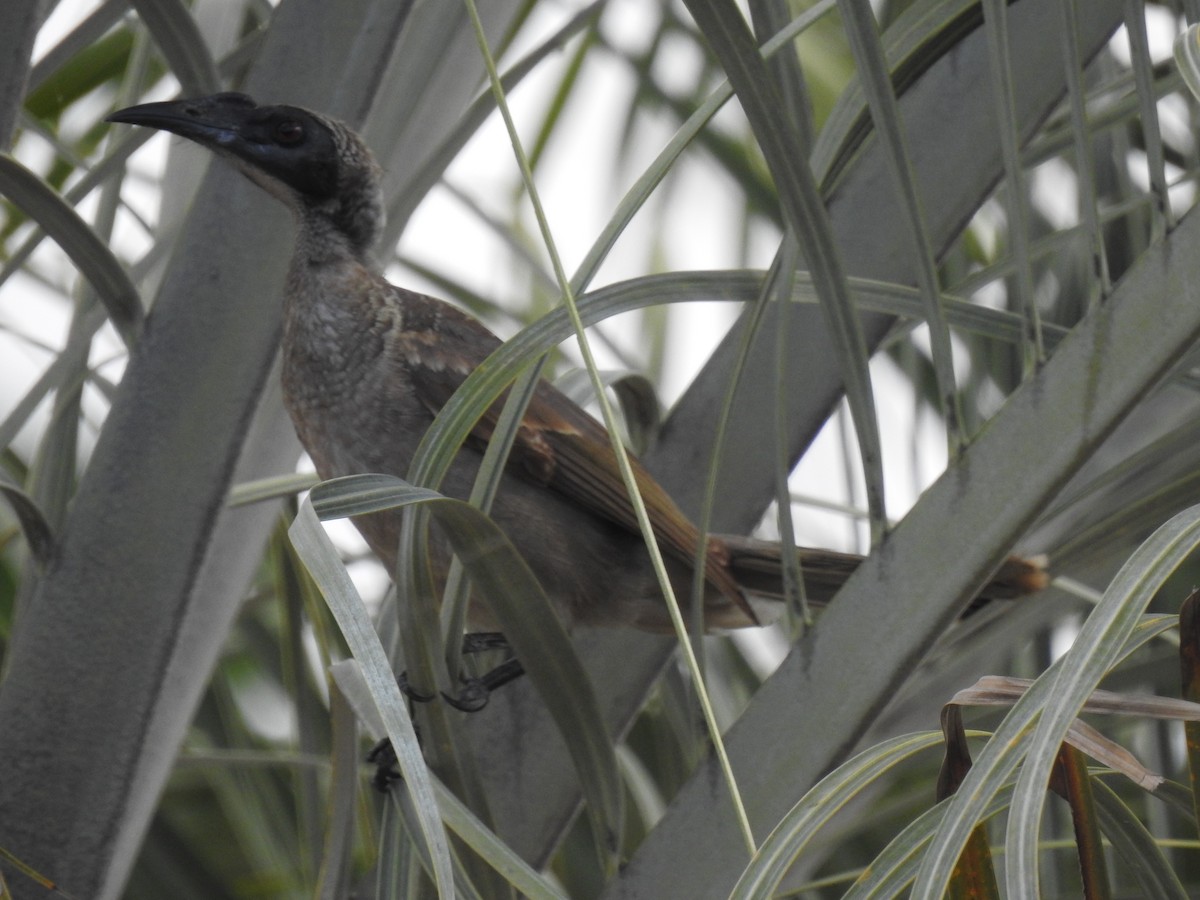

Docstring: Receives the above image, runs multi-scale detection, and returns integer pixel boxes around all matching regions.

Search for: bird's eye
[274,119,304,145]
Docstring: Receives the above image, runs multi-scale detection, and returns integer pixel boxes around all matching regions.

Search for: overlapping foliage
[4,1,1200,897]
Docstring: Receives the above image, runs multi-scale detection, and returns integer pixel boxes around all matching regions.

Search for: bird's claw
[442,656,526,712]
[442,678,491,712]
[396,672,435,703]
[367,739,401,792]
[461,632,510,654]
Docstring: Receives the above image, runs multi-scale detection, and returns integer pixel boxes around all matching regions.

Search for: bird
[106,93,1046,647]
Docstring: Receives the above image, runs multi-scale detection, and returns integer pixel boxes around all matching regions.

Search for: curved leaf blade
[129,0,221,96]
[0,155,143,347]
[308,473,624,858]
[289,499,455,898]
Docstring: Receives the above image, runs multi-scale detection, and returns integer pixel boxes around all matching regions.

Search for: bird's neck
[293,163,384,260]
[280,186,393,408]
[283,212,383,346]
[280,215,392,428]
[291,208,375,268]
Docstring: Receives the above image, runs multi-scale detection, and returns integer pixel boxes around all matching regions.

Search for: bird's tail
[718,535,1049,612]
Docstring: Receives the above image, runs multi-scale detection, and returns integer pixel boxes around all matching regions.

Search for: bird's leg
[367,739,402,793]
[394,632,512,702]
[461,631,511,654]
[372,634,526,789]
[443,656,527,712]
[395,672,436,704]
[441,632,526,712]
[369,671,431,791]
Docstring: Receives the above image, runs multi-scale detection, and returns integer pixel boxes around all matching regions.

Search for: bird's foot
[367,739,401,792]
[393,632,511,703]
[461,631,510,654]
[442,657,526,712]
[396,672,435,704]
[371,638,526,788]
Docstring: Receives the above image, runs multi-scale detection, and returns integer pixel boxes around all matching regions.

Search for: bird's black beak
[106,93,259,150]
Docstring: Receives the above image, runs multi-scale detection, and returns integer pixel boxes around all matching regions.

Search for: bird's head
[108,93,384,255]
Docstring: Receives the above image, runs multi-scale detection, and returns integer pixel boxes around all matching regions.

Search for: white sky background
[1,2,1188,619]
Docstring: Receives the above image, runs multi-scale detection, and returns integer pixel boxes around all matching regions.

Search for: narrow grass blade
[1092,777,1190,898]
[227,472,320,508]
[1175,23,1200,103]
[0,471,55,565]
[129,0,221,95]
[1178,589,1200,834]
[1006,505,1200,898]
[728,731,946,899]
[0,155,143,347]
[912,508,1200,898]
[288,500,455,899]
[308,473,624,862]
[331,659,568,899]
[837,0,963,453]
[981,0,1043,362]
[683,0,887,540]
